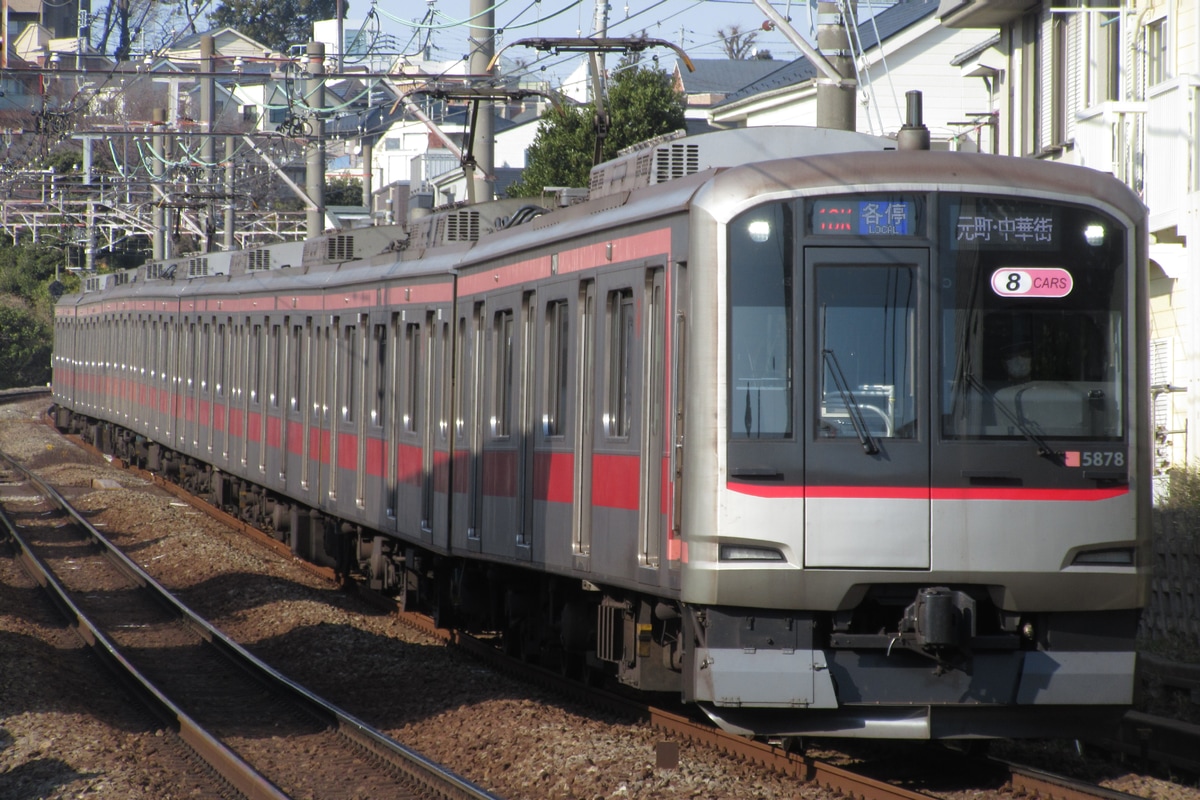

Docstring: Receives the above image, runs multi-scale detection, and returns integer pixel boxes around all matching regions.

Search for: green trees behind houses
[0,243,75,390]
[508,64,686,197]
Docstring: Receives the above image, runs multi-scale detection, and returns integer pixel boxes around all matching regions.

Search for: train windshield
[729,202,794,439]
[939,196,1127,441]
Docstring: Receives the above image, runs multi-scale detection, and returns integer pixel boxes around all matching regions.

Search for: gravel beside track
[3,397,1200,800]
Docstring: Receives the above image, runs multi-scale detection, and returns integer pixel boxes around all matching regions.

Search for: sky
[350,0,830,78]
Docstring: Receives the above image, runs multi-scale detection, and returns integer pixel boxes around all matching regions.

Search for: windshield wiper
[963,373,1063,464]
[822,349,879,455]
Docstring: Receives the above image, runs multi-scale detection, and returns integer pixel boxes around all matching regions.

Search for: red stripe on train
[592,453,640,510]
[727,483,1129,501]
[397,442,423,487]
[534,451,575,504]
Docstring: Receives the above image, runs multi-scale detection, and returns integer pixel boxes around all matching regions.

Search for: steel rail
[0,451,501,800]
[0,456,291,800]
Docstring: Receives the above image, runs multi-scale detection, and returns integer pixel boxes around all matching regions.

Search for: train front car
[682,150,1149,740]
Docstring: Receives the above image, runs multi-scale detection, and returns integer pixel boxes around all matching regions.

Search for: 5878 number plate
[1064,450,1126,468]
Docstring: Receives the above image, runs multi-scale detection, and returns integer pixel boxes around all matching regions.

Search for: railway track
[0,451,500,800]
[392,603,1180,800]
[17,404,1198,800]
[0,386,52,403]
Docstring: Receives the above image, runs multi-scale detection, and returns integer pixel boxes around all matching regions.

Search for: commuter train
[51,124,1150,741]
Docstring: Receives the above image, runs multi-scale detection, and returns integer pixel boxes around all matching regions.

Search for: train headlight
[1083,223,1105,246]
[747,220,771,243]
[719,544,785,562]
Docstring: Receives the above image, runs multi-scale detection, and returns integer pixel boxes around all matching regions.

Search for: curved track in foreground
[34,410,1198,800]
[0,451,500,800]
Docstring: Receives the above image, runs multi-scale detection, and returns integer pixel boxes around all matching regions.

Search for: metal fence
[1142,510,1200,648]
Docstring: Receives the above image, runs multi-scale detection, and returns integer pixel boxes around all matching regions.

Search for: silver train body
[51,127,1150,740]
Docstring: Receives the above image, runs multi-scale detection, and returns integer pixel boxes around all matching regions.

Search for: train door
[365,314,389,533]
[217,320,229,462]
[174,319,183,449]
[161,316,175,441]
[458,302,485,553]
[384,312,400,528]
[187,320,200,450]
[480,290,535,559]
[639,268,667,575]
[668,263,687,570]
[287,317,312,499]
[587,268,646,578]
[430,313,453,547]
[802,247,930,569]
[272,317,288,487]
[262,319,274,477]
[331,316,363,512]
[573,281,596,568]
[516,292,536,560]
[418,309,437,546]
[420,310,437,543]
[316,319,336,507]
[202,320,214,455]
[392,311,426,539]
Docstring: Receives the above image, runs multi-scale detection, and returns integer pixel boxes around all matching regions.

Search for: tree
[508,65,685,197]
[0,242,67,389]
[0,302,52,389]
[0,244,72,320]
[209,0,343,54]
[719,25,759,60]
[325,177,363,206]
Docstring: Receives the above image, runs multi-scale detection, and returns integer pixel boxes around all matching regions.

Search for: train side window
[439,321,451,442]
[289,323,303,413]
[370,323,386,427]
[163,320,172,388]
[403,322,421,433]
[216,323,226,398]
[323,321,335,423]
[543,299,569,438]
[187,323,196,391]
[493,309,515,438]
[271,323,283,408]
[343,323,357,423]
[229,322,239,404]
[149,320,158,381]
[250,323,263,405]
[454,315,467,443]
[200,323,211,394]
[604,289,634,439]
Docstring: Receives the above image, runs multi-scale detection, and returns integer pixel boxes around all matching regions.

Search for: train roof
[698,147,1147,225]
[57,126,1144,311]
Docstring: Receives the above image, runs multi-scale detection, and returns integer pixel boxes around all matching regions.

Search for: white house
[940,0,1199,491]
[365,106,540,206]
[708,0,998,147]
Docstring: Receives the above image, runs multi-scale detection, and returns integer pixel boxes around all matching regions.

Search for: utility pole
[590,0,609,165]
[200,35,216,250]
[305,42,326,237]
[224,135,235,250]
[152,108,166,260]
[815,0,856,132]
[468,0,494,203]
[361,140,373,217]
[751,0,856,131]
